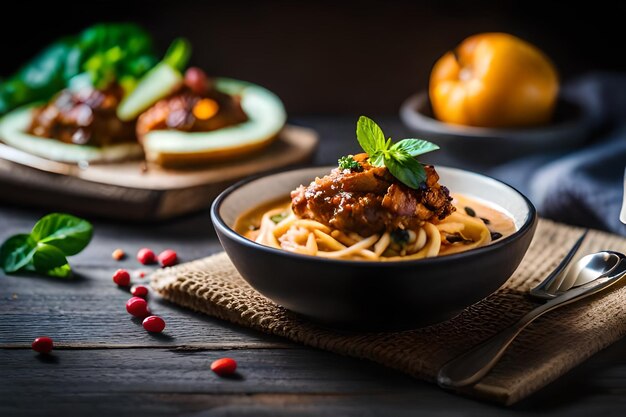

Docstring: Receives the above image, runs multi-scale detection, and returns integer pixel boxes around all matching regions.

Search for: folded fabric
[489,73,626,236]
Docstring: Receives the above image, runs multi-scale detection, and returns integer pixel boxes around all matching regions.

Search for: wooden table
[2,117,626,416]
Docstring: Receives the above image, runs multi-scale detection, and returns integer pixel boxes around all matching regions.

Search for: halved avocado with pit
[141,78,287,167]
[0,106,143,163]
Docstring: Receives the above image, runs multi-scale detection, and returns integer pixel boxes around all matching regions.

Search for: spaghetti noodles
[240,200,495,261]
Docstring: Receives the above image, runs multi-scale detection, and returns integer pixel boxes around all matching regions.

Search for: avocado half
[141,78,287,167]
[0,106,144,163]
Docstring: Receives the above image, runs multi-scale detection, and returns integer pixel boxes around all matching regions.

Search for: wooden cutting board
[0,125,317,221]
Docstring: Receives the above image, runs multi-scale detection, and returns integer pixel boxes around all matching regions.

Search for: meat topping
[291,153,455,236]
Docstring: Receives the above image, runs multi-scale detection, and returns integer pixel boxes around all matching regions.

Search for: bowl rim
[400,91,591,138]
[211,165,537,267]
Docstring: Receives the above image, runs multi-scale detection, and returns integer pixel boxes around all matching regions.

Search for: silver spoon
[437,251,626,389]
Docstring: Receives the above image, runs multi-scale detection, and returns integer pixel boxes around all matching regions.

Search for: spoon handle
[437,260,626,389]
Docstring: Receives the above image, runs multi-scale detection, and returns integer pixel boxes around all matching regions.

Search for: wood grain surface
[1,117,625,416]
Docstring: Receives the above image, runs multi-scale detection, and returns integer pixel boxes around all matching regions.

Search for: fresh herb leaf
[31,213,93,256]
[369,151,386,167]
[32,244,69,274]
[338,155,363,172]
[270,213,288,224]
[384,152,427,190]
[0,213,92,277]
[391,139,439,157]
[0,234,37,273]
[354,116,438,189]
[356,116,387,156]
[45,263,72,278]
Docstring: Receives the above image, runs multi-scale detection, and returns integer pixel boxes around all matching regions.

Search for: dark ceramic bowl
[400,91,594,166]
[211,166,537,330]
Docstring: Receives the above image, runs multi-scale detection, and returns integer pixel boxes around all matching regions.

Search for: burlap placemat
[151,219,626,405]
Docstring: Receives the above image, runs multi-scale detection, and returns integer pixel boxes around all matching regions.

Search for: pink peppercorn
[142,316,166,333]
[131,285,149,298]
[126,297,150,318]
[211,358,237,376]
[157,249,177,267]
[32,337,54,354]
[137,248,156,265]
[112,269,131,286]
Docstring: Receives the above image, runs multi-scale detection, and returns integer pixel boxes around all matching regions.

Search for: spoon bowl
[547,251,624,296]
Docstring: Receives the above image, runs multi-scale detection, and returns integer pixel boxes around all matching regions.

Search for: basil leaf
[48,264,72,278]
[31,213,93,256]
[384,152,427,189]
[0,234,37,273]
[356,116,386,156]
[33,244,69,273]
[44,263,72,278]
[391,139,439,157]
[369,151,386,167]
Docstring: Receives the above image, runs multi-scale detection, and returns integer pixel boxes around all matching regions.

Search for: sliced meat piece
[291,153,455,236]
[135,85,248,141]
[29,84,135,146]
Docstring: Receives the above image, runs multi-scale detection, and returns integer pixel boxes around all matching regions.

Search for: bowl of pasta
[211,163,536,330]
[211,117,537,329]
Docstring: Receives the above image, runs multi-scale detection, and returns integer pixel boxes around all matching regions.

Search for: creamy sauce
[234,193,517,249]
[234,198,291,237]
[451,194,517,239]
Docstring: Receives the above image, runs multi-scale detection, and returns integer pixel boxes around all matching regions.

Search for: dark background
[2,0,624,115]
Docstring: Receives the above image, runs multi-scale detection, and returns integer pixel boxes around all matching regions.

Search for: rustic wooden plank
[2,341,626,417]
[0,267,288,347]
[0,348,419,395]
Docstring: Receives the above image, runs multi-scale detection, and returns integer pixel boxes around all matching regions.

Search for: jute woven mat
[151,219,626,405]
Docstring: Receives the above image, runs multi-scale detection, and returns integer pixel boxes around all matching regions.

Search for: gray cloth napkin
[489,73,626,236]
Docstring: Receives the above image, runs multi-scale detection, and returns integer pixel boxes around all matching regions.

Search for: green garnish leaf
[0,213,92,278]
[31,213,93,256]
[384,152,427,189]
[0,234,37,273]
[369,151,386,168]
[356,116,387,156]
[391,139,440,157]
[355,116,438,189]
[45,263,72,278]
[32,244,69,274]
[338,155,363,172]
[270,213,288,224]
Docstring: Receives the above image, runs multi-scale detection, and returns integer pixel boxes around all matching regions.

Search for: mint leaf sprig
[0,213,93,278]
[355,116,439,189]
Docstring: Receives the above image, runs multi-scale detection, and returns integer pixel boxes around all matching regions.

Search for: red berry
[32,337,54,354]
[142,315,165,333]
[137,271,146,278]
[184,67,209,94]
[112,269,131,286]
[131,285,149,298]
[126,296,150,318]
[137,248,156,265]
[211,357,237,376]
[158,249,178,267]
